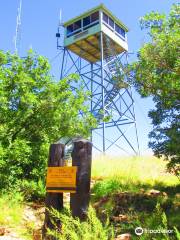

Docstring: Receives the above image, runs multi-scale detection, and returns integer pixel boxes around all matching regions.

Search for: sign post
[70,139,92,220]
[43,139,92,239]
[43,143,65,240]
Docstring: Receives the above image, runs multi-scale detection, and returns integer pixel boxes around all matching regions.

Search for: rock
[147,189,161,196]
[112,214,128,222]
[23,206,37,222]
[33,229,42,240]
[115,233,132,240]
[0,227,5,236]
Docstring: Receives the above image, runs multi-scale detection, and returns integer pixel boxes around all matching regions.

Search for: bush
[0,50,96,192]
[136,204,179,240]
[92,178,121,199]
[19,179,46,201]
[47,206,114,240]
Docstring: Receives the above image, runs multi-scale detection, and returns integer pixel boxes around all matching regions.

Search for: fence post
[70,139,92,220]
[43,143,65,239]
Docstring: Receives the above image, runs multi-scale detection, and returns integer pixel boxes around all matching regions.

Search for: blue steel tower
[57,4,140,154]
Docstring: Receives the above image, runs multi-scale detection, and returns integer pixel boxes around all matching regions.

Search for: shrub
[0,50,96,192]
[19,179,46,201]
[47,206,114,240]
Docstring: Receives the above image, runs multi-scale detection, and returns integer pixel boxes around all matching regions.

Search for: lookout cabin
[63,4,128,63]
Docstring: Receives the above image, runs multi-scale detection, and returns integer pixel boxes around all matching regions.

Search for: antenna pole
[56,9,63,49]
[14,0,22,54]
[59,9,62,26]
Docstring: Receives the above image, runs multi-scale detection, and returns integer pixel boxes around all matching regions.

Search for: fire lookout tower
[57,4,140,154]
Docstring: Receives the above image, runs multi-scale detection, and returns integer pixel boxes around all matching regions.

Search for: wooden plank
[70,139,92,220]
[43,143,65,239]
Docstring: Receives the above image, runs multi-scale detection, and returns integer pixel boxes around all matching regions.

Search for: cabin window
[83,11,99,30]
[102,12,126,40]
[67,24,74,36]
[66,11,100,37]
[115,23,126,38]
[103,13,108,24]
[109,17,114,28]
[91,11,99,22]
[121,28,126,38]
[83,16,90,27]
[74,20,81,30]
[67,20,81,37]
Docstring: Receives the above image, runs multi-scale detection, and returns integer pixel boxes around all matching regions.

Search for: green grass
[0,192,24,227]
[91,155,179,198]
[91,155,180,239]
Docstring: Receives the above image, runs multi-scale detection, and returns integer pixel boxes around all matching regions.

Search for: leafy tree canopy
[0,50,96,188]
[130,4,180,176]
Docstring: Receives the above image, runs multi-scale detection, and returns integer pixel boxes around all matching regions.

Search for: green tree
[130,4,180,176]
[0,50,96,189]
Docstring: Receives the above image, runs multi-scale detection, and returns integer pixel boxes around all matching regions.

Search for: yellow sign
[46,166,77,193]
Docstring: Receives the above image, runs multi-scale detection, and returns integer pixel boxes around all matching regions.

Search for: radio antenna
[14,0,22,53]
[56,9,63,48]
[59,9,63,26]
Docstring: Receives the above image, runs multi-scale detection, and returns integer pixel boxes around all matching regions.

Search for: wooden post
[70,139,92,220]
[43,143,65,240]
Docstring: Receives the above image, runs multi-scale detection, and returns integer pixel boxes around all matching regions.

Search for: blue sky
[0,0,178,155]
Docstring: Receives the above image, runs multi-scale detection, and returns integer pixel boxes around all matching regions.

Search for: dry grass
[92,155,178,187]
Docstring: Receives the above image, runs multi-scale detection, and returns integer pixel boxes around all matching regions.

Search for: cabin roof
[63,4,129,32]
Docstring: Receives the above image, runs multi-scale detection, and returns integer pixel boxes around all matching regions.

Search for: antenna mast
[14,0,22,53]
[56,9,63,48]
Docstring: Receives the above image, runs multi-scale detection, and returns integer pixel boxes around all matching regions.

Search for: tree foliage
[0,50,96,188]
[130,4,180,176]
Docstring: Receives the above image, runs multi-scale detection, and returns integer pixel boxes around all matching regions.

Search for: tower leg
[90,63,93,143]
[60,48,66,79]
[100,32,106,153]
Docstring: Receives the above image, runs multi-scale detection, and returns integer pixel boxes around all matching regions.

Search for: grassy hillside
[92,155,178,185]
[91,155,178,198]
[91,155,180,239]
[0,155,179,239]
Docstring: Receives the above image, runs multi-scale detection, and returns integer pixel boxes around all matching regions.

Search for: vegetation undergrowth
[47,206,114,240]
[0,191,24,227]
[117,204,180,240]
[91,155,180,239]
[0,154,179,239]
[0,190,44,239]
[0,192,32,239]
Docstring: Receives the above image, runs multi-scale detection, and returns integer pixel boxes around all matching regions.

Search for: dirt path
[0,203,44,240]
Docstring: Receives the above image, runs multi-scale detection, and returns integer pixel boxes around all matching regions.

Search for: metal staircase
[103,36,128,115]
[91,36,129,121]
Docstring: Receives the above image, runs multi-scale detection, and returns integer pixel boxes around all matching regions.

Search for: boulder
[115,233,132,240]
[147,189,161,196]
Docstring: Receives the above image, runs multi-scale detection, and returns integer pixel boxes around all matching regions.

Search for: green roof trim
[63,4,129,32]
